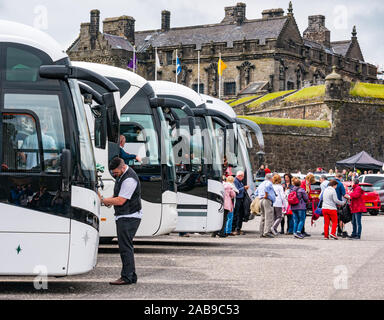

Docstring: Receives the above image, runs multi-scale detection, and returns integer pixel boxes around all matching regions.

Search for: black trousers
[233,198,245,231]
[213,209,229,236]
[116,217,141,282]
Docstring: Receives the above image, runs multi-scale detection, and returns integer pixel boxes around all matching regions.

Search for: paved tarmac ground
[1,213,384,300]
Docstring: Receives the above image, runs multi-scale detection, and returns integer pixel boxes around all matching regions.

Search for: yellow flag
[218,58,227,76]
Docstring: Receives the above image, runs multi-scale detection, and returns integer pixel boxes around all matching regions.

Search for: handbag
[312,194,323,225]
[314,197,323,216]
[339,204,352,224]
[250,196,261,215]
[243,192,254,222]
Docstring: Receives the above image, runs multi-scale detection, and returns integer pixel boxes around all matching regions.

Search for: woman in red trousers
[321,180,348,239]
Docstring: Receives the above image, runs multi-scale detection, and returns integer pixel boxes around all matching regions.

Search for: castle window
[192,83,204,94]
[166,51,173,65]
[224,82,236,96]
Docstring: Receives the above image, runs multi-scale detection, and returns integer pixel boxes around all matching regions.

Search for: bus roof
[149,81,205,108]
[200,94,237,119]
[72,61,148,89]
[0,20,67,62]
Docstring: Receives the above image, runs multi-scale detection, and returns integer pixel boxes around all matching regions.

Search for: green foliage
[247,90,295,108]
[239,116,331,128]
[229,95,260,107]
[284,85,325,102]
[350,82,384,99]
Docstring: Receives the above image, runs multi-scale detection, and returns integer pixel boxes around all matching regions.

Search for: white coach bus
[72,62,179,241]
[0,21,121,275]
[201,94,265,195]
[149,81,224,233]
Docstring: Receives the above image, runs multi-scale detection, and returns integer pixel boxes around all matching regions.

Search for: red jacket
[300,180,312,201]
[349,185,367,214]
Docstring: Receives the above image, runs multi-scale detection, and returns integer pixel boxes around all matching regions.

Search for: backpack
[242,192,254,222]
[287,189,300,205]
[250,196,261,215]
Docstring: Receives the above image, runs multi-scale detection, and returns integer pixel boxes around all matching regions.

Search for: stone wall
[247,97,384,173]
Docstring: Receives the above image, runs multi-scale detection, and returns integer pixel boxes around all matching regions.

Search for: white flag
[155,49,161,70]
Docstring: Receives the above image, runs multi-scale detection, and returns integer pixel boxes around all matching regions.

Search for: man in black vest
[99,157,142,285]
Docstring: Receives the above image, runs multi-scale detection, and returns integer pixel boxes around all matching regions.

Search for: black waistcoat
[113,166,142,216]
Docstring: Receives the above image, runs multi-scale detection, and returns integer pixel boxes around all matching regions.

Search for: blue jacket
[234,178,245,199]
[335,179,346,201]
[120,147,137,164]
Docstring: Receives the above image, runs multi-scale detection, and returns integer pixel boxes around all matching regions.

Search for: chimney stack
[222,3,246,25]
[161,10,170,31]
[235,3,246,25]
[90,9,100,49]
[261,8,285,19]
[103,16,135,45]
[303,15,331,48]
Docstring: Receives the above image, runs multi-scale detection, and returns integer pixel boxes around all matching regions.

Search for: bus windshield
[120,113,159,165]
[3,92,66,173]
[205,116,223,181]
[69,79,97,183]
[158,107,176,192]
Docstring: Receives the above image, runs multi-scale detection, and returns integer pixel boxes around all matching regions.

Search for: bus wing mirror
[150,97,193,117]
[103,92,120,144]
[61,149,72,190]
[39,65,119,92]
[93,105,107,149]
[188,117,196,136]
[246,131,253,148]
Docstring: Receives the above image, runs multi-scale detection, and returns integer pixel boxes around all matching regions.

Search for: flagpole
[219,52,221,99]
[175,49,178,84]
[155,47,157,81]
[197,50,200,94]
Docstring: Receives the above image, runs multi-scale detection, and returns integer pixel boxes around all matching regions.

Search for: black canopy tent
[336,151,384,171]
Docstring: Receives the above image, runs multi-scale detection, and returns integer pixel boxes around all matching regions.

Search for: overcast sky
[0,0,383,70]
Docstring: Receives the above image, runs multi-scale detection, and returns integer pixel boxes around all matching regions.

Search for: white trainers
[330,233,338,240]
[271,228,278,236]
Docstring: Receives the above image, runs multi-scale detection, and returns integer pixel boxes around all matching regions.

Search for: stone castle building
[67,2,378,99]
[233,69,384,172]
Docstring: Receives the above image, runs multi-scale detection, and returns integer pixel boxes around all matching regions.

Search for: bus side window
[2,113,40,172]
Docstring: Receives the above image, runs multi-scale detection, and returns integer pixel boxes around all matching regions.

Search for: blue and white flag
[176,56,181,76]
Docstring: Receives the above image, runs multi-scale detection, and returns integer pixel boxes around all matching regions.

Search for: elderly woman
[291,177,309,239]
[348,178,366,240]
[271,175,288,236]
[322,180,347,240]
[300,173,316,237]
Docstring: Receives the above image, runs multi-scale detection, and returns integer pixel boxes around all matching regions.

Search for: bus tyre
[369,210,379,216]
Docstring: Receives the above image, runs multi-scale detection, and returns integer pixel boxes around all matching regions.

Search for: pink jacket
[223,182,236,212]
